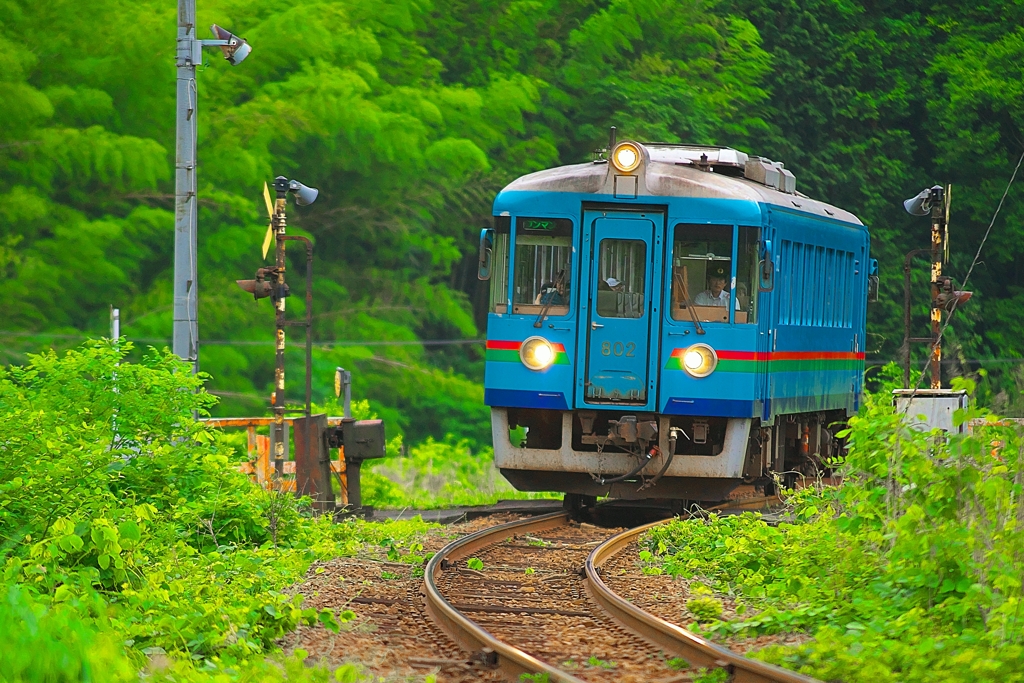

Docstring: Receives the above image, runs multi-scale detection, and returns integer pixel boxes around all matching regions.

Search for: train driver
[694,265,740,310]
[534,279,567,306]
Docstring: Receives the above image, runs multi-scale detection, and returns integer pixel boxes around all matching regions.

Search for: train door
[758,219,775,421]
[579,211,657,409]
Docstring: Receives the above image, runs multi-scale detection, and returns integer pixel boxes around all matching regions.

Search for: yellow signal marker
[262,182,275,259]
[263,182,274,218]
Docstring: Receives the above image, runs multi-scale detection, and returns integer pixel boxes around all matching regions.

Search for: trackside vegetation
[0,342,437,681]
[642,368,1024,682]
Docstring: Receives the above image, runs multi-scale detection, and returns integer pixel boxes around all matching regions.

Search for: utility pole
[173,0,199,371]
[173,6,250,371]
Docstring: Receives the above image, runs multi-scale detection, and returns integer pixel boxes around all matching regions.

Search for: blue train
[477,141,875,505]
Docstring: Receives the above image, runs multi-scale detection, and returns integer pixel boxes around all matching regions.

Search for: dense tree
[722,0,1024,408]
[4,0,1024,443]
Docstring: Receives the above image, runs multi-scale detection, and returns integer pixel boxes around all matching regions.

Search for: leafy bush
[0,342,436,679]
[642,374,1024,682]
[0,582,135,682]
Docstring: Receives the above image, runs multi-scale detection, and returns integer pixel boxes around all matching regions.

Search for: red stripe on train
[486,340,567,352]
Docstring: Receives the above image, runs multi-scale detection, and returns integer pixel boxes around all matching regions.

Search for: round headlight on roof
[682,343,718,378]
[611,142,642,173]
[520,336,555,371]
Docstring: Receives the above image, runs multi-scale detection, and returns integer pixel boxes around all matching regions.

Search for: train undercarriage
[493,407,847,504]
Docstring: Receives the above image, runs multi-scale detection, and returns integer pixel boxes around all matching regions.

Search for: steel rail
[422,511,586,683]
[584,517,821,683]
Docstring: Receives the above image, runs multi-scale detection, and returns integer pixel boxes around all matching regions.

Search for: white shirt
[694,289,740,310]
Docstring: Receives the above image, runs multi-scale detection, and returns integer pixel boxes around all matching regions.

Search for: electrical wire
[0,330,485,348]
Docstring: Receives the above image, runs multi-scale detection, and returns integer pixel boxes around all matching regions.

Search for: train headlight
[611,142,642,173]
[520,336,555,371]
[682,343,718,378]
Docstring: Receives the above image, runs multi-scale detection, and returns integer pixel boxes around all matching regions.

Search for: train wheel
[562,494,597,516]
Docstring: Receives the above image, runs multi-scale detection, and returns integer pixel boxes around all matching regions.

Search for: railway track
[423,509,819,683]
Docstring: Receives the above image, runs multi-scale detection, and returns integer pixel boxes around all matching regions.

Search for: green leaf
[117,520,141,543]
[57,534,83,553]
[318,609,341,633]
[467,557,484,571]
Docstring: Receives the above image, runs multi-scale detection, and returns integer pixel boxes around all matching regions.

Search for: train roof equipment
[498,141,862,226]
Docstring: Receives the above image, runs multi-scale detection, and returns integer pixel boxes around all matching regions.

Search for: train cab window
[736,227,760,324]
[512,217,573,315]
[596,239,646,318]
[671,224,735,323]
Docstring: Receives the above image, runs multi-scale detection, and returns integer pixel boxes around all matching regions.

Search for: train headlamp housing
[520,336,555,371]
[682,343,718,378]
[611,142,642,173]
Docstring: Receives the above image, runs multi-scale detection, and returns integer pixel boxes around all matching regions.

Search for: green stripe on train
[486,349,571,365]
[664,358,864,372]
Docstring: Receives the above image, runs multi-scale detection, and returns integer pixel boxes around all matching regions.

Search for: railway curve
[423,508,823,683]
[586,518,819,683]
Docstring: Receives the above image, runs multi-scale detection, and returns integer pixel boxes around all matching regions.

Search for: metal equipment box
[892,389,969,434]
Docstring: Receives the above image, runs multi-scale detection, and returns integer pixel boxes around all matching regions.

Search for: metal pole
[929,187,946,389]
[279,235,313,419]
[174,0,199,371]
[902,249,929,388]
[279,235,315,502]
[343,372,351,418]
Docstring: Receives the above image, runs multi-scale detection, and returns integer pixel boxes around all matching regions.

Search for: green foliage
[642,388,1024,682]
[667,657,689,670]
[362,435,556,508]
[686,596,724,623]
[0,343,437,679]
[466,557,485,570]
[693,668,729,683]
[585,655,616,669]
[0,582,136,682]
[519,673,550,683]
[0,0,789,447]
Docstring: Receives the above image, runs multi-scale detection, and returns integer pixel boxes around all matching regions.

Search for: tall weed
[644,367,1024,682]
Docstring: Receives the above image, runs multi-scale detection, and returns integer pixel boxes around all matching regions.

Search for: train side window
[596,239,646,318]
[671,224,735,322]
[489,231,510,313]
[512,217,573,316]
[736,227,760,324]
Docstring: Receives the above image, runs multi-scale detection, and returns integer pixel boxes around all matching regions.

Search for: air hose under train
[594,427,688,487]
[595,446,658,486]
[640,427,684,491]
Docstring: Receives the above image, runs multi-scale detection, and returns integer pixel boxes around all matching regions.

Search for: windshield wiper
[534,269,566,328]
[674,267,705,335]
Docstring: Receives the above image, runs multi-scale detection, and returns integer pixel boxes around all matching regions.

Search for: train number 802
[601,341,636,357]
